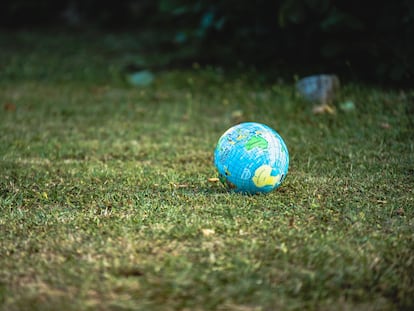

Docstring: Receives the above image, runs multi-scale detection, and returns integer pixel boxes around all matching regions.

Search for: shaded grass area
[1,31,413,310]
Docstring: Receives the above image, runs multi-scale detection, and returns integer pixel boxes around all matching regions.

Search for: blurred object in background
[0,0,413,86]
[296,74,339,114]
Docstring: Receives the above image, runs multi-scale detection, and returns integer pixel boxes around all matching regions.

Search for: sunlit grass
[0,31,413,311]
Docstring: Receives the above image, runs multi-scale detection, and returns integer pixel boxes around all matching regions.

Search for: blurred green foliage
[1,0,413,85]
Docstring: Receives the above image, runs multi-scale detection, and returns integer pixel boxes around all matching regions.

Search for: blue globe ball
[214,122,289,194]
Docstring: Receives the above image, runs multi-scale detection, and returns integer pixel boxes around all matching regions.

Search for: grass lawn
[0,31,413,311]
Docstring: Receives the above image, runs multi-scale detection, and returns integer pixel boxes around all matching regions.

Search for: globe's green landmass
[245,136,268,151]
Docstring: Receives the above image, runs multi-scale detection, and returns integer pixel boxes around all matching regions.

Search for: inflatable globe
[214,122,289,194]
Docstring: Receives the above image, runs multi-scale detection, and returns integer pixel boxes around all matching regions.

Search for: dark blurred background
[1,0,413,86]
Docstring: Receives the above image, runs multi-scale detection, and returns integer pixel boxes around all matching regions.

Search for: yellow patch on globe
[252,165,281,188]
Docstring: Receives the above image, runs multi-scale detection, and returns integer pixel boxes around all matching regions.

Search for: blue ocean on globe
[214,122,289,194]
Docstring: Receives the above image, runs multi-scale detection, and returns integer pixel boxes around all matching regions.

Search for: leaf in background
[320,8,365,31]
[175,31,187,44]
[200,10,214,30]
[127,70,154,86]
